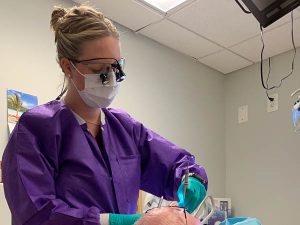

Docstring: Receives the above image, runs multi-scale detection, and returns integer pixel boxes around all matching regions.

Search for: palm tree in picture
[8,93,23,118]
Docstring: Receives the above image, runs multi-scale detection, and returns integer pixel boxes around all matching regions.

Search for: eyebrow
[73,57,122,63]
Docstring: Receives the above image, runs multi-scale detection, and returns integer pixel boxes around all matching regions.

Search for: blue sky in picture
[7,89,38,110]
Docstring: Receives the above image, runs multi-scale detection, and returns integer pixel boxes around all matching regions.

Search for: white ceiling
[73,0,300,74]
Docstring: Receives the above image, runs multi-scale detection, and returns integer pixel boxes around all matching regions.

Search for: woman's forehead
[79,36,120,60]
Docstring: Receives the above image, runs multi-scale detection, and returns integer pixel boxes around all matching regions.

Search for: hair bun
[50,7,67,31]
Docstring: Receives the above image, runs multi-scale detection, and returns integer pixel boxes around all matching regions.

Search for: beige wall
[3,1,299,225]
[0,0,225,224]
[117,30,226,198]
[0,0,73,224]
[225,48,300,225]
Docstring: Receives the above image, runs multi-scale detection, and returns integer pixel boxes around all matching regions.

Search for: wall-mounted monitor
[241,0,300,27]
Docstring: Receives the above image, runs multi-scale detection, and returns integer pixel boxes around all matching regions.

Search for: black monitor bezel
[241,0,300,27]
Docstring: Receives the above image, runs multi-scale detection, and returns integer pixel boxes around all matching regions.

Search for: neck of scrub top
[61,98,106,126]
[62,85,103,123]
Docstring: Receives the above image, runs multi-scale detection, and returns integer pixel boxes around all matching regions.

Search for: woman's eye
[90,65,111,74]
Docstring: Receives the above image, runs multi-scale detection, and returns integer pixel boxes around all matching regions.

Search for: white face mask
[70,63,119,108]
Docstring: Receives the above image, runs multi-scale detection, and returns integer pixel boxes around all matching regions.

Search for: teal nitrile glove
[109,213,143,225]
[177,177,207,214]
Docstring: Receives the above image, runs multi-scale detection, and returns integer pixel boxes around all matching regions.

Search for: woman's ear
[60,58,72,78]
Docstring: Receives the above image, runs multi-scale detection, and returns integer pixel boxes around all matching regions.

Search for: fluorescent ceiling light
[142,0,189,12]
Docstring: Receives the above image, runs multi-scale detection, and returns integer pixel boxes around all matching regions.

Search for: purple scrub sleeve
[2,100,207,225]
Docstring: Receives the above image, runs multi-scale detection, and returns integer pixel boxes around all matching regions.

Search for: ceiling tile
[169,0,300,48]
[72,0,163,31]
[169,0,260,47]
[230,18,300,63]
[198,50,253,74]
[138,19,222,58]
[71,1,300,73]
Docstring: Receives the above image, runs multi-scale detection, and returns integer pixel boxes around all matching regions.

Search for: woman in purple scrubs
[2,5,208,225]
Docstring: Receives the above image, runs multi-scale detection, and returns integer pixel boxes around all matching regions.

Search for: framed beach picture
[7,89,38,134]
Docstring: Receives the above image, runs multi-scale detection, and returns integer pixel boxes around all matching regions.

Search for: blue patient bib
[220,217,262,225]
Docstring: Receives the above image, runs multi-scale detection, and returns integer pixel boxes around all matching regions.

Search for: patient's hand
[135,206,201,225]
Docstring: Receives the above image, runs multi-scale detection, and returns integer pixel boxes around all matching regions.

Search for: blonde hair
[50,5,119,62]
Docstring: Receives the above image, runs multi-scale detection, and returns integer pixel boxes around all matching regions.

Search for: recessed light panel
[141,0,189,12]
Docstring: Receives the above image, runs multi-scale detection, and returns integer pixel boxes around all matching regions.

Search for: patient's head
[135,206,201,225]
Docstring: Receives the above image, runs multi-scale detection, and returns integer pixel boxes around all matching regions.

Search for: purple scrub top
[2,100,207,225]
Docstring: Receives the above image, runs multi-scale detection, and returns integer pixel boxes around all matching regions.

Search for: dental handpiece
[183,168,189,201]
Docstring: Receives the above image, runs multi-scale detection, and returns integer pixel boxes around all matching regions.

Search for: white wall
[0,0,225,224]
[116,29,226,197]
[0,0,74,224]
[225,48,300,225]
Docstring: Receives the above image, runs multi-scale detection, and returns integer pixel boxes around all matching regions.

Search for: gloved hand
[109,213,143,225]
[177,177,207,214]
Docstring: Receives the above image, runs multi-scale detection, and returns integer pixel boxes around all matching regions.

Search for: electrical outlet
[238,105,248,123]
[267,93,278,112]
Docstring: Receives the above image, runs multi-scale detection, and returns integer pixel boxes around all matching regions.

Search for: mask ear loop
[56,76,67,100]
[56,60,76,100]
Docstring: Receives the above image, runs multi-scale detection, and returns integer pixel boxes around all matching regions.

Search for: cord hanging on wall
[259,14,297,101]
[235,0,299,101]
